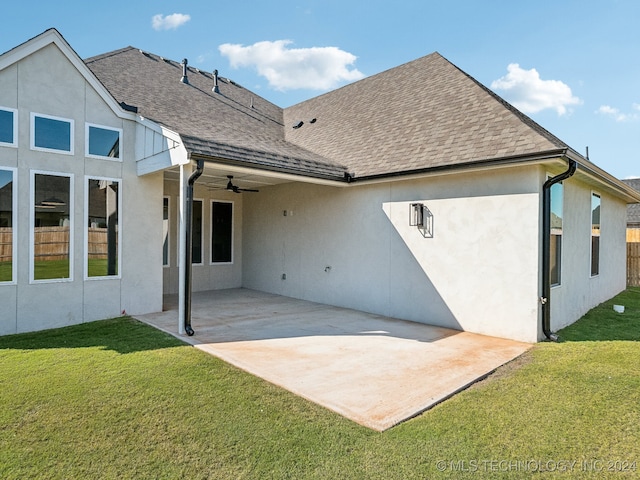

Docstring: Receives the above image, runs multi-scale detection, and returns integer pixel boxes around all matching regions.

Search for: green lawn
[1,289,639,479]
[0,261,11,282]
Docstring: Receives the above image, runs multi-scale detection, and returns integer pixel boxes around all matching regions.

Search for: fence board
[0,227,11,262]
[628,242,640,287]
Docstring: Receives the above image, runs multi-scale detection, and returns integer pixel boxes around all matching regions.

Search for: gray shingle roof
[85,47,347,180]
[85,47,588,183]
[284,52,569,178]
[622,179,640,225]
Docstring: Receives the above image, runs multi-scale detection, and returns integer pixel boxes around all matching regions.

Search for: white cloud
[218,40,365,91]
[152,13,191,31]
[491,63,581,116]
[596,104,639,122]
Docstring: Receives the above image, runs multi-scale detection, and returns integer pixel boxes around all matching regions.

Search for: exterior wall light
[410,203,425,227]
[410,202,433,238]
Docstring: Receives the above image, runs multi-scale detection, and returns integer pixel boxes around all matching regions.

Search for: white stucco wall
[549,175,628,332]
[243,166,542,342]
[0,42,162,335]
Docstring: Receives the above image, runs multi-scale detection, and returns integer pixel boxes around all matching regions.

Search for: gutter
[348,149,569,185]
[541,157,577,341]
[183,159,204,336]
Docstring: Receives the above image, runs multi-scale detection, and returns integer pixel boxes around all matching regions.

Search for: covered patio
[135,289,531,431]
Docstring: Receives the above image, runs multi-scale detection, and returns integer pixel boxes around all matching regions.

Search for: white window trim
[548,174,563,288]
[210,199,234,265]
[590,191,601,279]
[163,196,170,267]
[0,107,18,148]
[30,112,74,155]
[84,176,122,281]
[29,170,74,284]
[192,198,204,266]
[85,123,123,161]
[0,167,17,285]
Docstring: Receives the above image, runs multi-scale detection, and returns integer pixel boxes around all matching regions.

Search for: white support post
[178,163,187,335]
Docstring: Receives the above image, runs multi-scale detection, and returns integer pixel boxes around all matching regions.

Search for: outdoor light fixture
[410,202,434,238]
[410,202,425,227]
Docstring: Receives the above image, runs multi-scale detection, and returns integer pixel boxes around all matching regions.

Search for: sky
[2,0,639,179]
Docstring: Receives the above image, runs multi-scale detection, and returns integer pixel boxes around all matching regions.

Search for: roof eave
[189,152,349,186]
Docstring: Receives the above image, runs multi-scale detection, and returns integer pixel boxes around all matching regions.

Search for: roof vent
[212,69,220,93]
[292,121,304,129]
[180,58,190,85]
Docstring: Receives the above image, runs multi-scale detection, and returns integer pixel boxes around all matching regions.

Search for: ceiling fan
[225,175,259,193]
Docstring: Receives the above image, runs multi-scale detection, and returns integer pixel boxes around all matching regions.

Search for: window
[0,107,17,147]
[192,200,203,264]
[0,168,15,283]
[31,113,74,154]
[591,193,601,277]
[31,172,73,282]
[211,201,233,263]
[86,124,121,160]
[86,178,120,278]
[550,181,563,286]
[163,197,170,266]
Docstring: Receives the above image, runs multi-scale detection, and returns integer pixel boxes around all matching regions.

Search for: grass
[1,289,640,479]
[0,261,11,282]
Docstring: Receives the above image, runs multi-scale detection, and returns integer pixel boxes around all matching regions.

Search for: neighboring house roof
[622,179,640,225]
[284,52,571,179]
[85,48,347,180]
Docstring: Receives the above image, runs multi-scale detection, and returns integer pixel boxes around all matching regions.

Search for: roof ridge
[84,46,136,64]
[442,55,574,153]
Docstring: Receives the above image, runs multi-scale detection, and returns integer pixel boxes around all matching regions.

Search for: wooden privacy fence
[629,242,640,287]
[88,227,117,260]
[34,226,70,261]
[1,227,116,263]
[0,227,11,262]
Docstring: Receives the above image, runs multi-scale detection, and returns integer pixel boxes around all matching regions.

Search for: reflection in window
[87,179,120,277]
[550,181,563,286]
[33,173,72,281]
[0,108,17,146]
[0,169,14,282]
[87,125,120,159]
[163,197,169,266]
[192,200,203,264]
[591,193,601,277]
[32,114,73,153]
[211,201,232,263]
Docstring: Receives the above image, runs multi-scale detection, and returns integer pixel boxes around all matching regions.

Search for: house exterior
[1,29,639,341]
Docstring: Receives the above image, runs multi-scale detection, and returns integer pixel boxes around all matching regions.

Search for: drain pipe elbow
[541,158,577,341]
[184,159,204,336]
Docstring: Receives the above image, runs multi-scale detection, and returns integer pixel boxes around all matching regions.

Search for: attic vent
[212,69,220,93]
[180,59,190,84]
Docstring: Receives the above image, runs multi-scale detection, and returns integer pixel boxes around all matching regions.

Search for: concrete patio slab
[135,289,531,431]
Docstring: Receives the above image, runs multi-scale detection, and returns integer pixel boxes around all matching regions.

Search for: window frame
[29,170,74,284]
[549,177,564,288]
[85,123,123,161]
[210,199,234,265]
[0,167,17,285]
[30,112,74,155]
[163,196,170,267]
[0,107,18,148]
[84,176,122,280]
[590,191,601,278]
